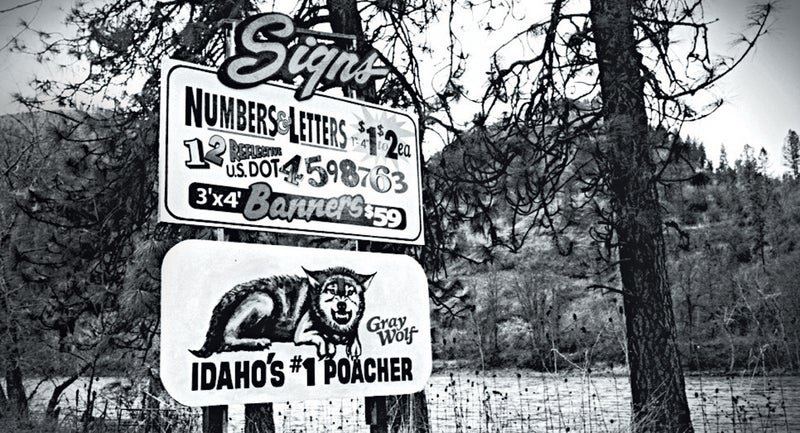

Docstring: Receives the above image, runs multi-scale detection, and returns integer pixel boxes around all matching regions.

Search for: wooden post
[200,27,239,433]
[365,395,388,433]
[199,22,236,433]
[202,406,228,433]
[202,229,229,433]
[220,20,277,433]
[244,403,275,433]
[358,240,390,432]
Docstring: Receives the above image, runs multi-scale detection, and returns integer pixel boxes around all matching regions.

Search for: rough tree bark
[589,0,693,431]
[5,365,27,419]
[4,329,28,421]
[1,233,26,421]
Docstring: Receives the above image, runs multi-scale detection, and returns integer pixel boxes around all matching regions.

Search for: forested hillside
[2,110,797,391]
[2,0,796,430]
[428,129,800,373]
[3,110,799,381]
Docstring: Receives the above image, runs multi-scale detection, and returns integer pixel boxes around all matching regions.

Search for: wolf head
[304,267,374,335]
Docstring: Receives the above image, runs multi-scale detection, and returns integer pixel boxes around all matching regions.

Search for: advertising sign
[160,240,432,406]
[217,12,389,101]
[158,58,423,244]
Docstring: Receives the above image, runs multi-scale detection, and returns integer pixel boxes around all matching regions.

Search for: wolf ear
[356,272,376,289]
[303,267,323,289]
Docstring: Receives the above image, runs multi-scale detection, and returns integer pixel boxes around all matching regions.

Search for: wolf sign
[160,240,432,406]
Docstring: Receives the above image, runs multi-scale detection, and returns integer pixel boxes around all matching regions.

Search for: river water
[21,371,800,432]
[229,372,800,432]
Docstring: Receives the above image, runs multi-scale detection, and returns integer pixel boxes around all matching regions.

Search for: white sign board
[160,240,432,406]
[158,58,423,244]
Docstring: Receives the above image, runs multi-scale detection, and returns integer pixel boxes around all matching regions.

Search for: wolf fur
[190,267,373,360]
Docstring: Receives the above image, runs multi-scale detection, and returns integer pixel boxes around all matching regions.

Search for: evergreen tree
[758,147,769,176]
[719,144,730,172]
[783,129,800,178]
[12,1,445,430]
[698,143,707,168]
[429,1,772,431]
[2,1,778,431]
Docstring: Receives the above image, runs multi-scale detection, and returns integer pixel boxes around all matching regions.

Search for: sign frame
[158,58,424,245]
[160,240,432,406]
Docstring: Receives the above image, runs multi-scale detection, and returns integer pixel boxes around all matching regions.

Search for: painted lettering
[218,13,389,101]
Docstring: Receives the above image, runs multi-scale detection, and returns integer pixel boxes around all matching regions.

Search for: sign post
[200,21,238,433]
[202,405,227,433]
[158,13,428,432]
[365,395,388,433]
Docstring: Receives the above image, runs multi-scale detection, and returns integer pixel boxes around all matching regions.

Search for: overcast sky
[0,0,797,173]
[680,0,800,174]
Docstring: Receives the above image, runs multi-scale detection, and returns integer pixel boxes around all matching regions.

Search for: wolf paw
[347,340,362,360]
[316,342,337,360]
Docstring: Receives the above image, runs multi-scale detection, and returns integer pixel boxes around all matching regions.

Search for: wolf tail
[189,284,255,358]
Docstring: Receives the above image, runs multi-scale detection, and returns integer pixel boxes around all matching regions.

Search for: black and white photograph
[0,0,798,432]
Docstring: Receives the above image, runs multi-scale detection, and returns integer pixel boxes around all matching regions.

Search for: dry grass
[8,369,797,432]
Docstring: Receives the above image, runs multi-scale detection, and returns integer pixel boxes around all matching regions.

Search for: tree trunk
[45,365,90,421]
[5,367,27,419]
[5,368,27,420]
[589,0,693,432]
[724,324,736,373]
[684,292,698,370]
[469,309,487,372]
[4,336,28,420]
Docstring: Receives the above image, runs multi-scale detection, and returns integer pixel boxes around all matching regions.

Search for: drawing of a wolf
[190,267,373,360]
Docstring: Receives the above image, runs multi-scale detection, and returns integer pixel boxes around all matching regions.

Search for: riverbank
[432,359,800,377]
[5,370,798,432]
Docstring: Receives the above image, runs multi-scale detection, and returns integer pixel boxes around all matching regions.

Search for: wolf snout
[336,301,347,312]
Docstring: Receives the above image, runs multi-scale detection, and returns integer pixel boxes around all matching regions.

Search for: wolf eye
[345,285,355,296]
[323,283,336,294]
